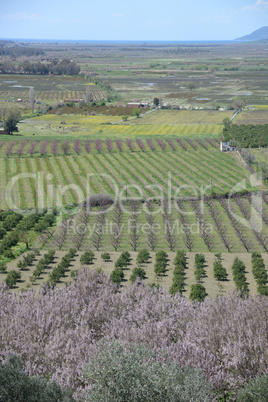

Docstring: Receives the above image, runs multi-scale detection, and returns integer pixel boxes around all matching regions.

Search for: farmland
[130,109,233,125]
[232,109,268,125]
[2,250,266,298]
[0,140,255,210]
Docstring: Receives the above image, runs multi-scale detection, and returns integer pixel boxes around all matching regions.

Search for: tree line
[0,58,80,75]
[0,45,44,57]
[223,124,268,148]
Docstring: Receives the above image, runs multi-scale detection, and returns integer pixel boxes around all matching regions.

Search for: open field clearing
[232,109,268,125]
[129,109,233,125]
[0,148,255,209]
[15,114,224,137]
[1,250,267,298]
[90,123,223,137]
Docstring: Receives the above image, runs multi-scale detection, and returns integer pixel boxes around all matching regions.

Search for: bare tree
[29,87,35,113]
[53,220,69,250]
[177,200,194,251]
[110,201,123,251]
[129,201,140,251]
[91,208,106,251]
[161,199,176,251]
[145,201,158,251]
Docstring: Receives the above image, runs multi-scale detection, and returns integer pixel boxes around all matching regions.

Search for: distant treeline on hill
[0,45,44,57]
[223,124,268,148]
[0,58,80,75]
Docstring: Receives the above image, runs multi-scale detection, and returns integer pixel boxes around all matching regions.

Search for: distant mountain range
[235,26,268,41]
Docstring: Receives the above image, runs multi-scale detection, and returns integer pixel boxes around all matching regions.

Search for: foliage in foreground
[0,269,267,399]
[0,355,74,401]
[82,341,212,401]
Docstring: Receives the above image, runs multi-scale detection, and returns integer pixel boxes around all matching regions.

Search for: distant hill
[235,26,268,41]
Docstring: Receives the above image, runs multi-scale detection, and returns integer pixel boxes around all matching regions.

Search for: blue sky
[0,0,267,41]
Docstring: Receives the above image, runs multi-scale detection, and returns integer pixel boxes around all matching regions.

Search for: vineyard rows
[0,146,254,209]
[0,89,106,101]
[0,136,220,157]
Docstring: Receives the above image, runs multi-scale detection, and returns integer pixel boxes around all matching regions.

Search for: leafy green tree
[187,82,196,91]
[0,355,74,401]
[80,251,95,265]
[213,260,228,281]
[189,284,207,302]
[154,260,167,276]
[136,249,150,265]
[101,252,110,261]
[130,267,146,283]
[0,261,7,273]
[153,97,160,107]
[4,115,19,134]
[110,268,124,285]
[5,270,21,288]
[133,108,141,118]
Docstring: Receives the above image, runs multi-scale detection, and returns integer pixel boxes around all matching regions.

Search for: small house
[220,141,237,152]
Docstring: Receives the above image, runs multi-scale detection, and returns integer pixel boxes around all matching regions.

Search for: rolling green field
[0,145,254,210]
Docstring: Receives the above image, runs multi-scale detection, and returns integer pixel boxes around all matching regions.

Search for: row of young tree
[1,135,219,154]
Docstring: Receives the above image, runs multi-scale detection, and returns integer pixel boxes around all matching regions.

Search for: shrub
[189,284,207,302]
[82,341,212,401]
[5,270,21,288]
[154,260,167,276]
[101,252,110,261]
[136,249,150,265]
[0,261,7,273]
[155,250,168,263]
[213,260,228,281]
[194,254,206,281]
[237,374,268,402]
[80,251,95,265]
[110,268,124,285]
[130,267,146,283]
[0,355,74,401]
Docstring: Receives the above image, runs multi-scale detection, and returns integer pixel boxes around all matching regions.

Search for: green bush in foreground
[237,374,268,402]
[0,355,74,402]
[82,341,212,402]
